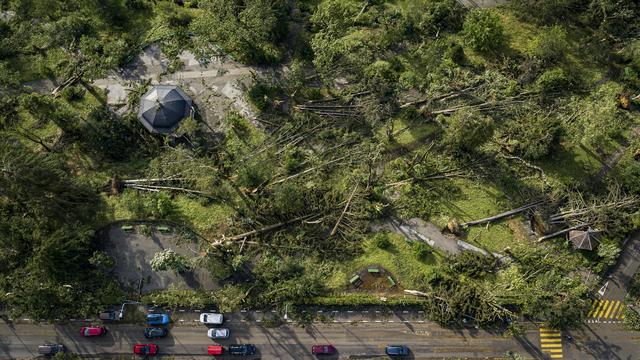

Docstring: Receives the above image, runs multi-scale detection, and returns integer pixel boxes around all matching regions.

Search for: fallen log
[537,223,588,242]
[330,184,359,237]
[461,201,543,227]
[216,213,321,244]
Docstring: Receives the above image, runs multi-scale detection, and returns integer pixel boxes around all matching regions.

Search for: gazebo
[138,85,192,134]
[568,228,601,251]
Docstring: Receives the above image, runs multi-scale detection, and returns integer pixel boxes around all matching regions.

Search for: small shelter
[138,85,192,134]
[568,228,601,251]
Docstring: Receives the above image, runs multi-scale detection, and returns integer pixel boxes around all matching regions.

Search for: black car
[228,344,256,356]
[144,327,168,339]
[38,344,65,356]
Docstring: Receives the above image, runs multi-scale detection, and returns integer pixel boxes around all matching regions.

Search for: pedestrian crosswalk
[586,299,625,320]
[539,328,563,359]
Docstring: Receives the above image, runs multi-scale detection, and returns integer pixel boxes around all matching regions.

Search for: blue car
[385,345,409,356]
[145,313,170,326]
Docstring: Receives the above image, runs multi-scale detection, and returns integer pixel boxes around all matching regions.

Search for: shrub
[150,249,192,273]
[61,85,85,101]
[462,10,505,52]
[411,0,465,36]
[412,242,432,261]
[372,233,393,250]
[535,67,572,93]
[528,25,569,64]
[440,108,494,152]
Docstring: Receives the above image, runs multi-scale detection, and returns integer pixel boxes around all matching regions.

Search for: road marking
[588,299,624,319]
[605,301,620,318]
[539,328,563,360]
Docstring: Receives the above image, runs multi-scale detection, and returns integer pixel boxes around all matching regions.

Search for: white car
[200,313,223,325]
[207,328,230,339]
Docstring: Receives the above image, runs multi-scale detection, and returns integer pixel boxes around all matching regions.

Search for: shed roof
[569,229,601,251]
[138,85,192,134]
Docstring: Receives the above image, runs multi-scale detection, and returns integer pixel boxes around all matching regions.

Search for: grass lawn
[535,142,602,185]
[433,178,516,253]
[378,117,437,152]
[327,232,444,291]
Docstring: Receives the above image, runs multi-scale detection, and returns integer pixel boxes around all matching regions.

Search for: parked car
[207,328,230,339]
[80,326,107,337]
[311,344,336,355]
[144,327,168,339]
[99,311,117,321]
[37,344,65,356]
[200,313,223,325]
[133,343,158,356]
[385,345,409,356]
[228,344,256,356]
[146,313,170,326]
[207,345,224,355]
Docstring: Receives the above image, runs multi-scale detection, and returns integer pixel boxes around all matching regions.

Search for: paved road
[605,230,640,301]
[1,319,638,360]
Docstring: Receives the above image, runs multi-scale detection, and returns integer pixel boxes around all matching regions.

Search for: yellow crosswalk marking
[592,299,606,318]
[606,301,621,319]
[597,300,611,318]
[539,327,563,359]
[587,299,600,317]
[547,349,563,353]
[550,355,563,359]
[541,342,562,347]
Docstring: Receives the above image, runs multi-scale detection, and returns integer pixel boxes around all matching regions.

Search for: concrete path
[379,217,507,259]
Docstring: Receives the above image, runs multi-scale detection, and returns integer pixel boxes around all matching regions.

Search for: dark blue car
[385,345,409,356]
[145,313,170,326]
[144,327,168,339]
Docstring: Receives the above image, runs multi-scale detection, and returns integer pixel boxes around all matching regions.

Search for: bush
[462,10,505,52]
[411,0,465,36]
[535,67,573,93]
[372,233,393,250]
[440,108,494,152]
[61,85,85,101]
[412,242,432,261]
[528,25,569,64]
[150,249,192,273]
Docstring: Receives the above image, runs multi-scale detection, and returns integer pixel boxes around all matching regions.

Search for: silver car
[200,313,223,325]
[207,328,230,339]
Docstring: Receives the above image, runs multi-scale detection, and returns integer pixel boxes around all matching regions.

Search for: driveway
[601,229,640,301]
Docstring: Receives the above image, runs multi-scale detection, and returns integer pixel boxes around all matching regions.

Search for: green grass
[327,232,444,290]
[433,179,516,252]
[378,117,438,152]
[535,142,602,185]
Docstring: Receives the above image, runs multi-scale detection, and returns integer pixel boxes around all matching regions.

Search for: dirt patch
[100,222,217,294]
[348,265,401,294]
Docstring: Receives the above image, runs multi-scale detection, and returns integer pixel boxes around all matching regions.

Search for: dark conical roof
[569,228,601,251]
[138,85,192,134]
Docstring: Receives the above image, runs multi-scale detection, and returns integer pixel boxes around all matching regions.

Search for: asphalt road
[605,230,640,301]
[1,320,638,360]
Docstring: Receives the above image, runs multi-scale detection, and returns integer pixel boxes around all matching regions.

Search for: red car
[207,345,224,355]
[312,344,336,355]
[80,326,107,337]
[134,344,158,356]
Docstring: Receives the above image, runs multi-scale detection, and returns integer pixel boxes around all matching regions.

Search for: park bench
[349,275,362,287]
[367,268,380,274]
[121,224,134,232]
[387,276,396,287]
[157,225,171,233]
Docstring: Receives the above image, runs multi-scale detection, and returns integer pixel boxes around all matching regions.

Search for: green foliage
[150,249,192,273]
[440,109,494,152]
[499,110,561,160]
[412,242,432,261]
[142,288,215,308]
[407,0,465,36]
[372,233,393,250]
[448,251,497,279]
[528,25,569,64]
[596,240,621,271]
[535,67,573,93]
[88,251,116,272]
[190,0,289,64]
[462,10,505,52]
